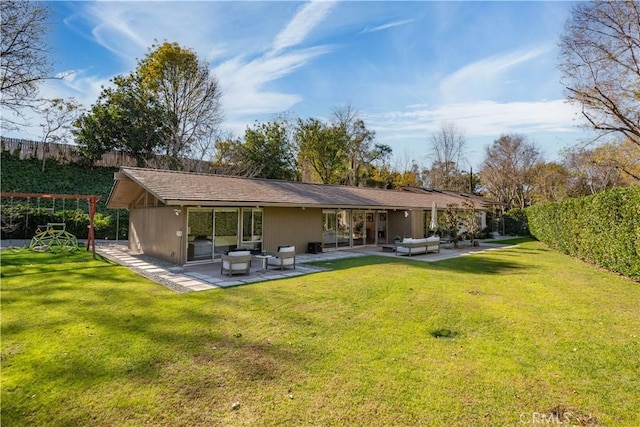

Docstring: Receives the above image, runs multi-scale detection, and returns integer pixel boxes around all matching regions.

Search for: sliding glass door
[322,210,337,249]
[336,210,351,248]
[187,208,242,262]
[352,210,365,246]
[213,209,239,256]
[187,209,214,262]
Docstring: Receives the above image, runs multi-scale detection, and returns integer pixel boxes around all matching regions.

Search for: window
[241,208,263,251]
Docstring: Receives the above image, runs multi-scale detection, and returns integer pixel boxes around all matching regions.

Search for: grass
[1,242,639,426]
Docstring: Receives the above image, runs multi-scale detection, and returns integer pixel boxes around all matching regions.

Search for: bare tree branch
[1,1,56,128]
[559,1,640,147]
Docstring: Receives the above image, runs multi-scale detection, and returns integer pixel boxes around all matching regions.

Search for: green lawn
[1,242,638,426]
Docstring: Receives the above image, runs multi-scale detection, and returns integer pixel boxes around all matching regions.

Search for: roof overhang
[107,172,148,209]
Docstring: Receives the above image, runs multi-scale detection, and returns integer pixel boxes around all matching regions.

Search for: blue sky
[11,0,592,169]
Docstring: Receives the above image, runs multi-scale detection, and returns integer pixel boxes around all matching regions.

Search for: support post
[86,196,97,259]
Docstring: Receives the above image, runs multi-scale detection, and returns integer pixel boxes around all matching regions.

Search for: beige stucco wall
[263,207,322,254]
[410,209,425,238]
[387,210,412,241]
[129,206,185,264]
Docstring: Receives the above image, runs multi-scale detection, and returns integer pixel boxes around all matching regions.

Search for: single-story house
[107,167,492,265]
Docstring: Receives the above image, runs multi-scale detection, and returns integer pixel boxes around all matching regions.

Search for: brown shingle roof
[107,167,489,211]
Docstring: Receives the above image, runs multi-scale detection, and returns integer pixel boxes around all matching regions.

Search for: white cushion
[278,246,295,253]
[228,250,251,256]
[223,260,249,270]
[268,257,294,266]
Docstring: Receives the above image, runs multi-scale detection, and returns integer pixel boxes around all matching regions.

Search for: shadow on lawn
[311,252,530,276]
[2,252,314,425]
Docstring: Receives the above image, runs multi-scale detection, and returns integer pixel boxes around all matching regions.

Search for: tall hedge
[0,151,128,240]
[526,186,640,281]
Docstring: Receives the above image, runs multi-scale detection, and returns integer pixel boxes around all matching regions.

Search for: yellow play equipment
[29,223,78,252]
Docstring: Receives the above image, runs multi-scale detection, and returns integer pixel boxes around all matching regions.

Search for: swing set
[1,192,102,259]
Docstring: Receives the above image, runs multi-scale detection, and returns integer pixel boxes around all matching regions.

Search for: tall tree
[74,42,224,169]
[427,121,467,190]
[295,118,348,184]
[1,1,54,128]
[529,162,570,204]
[211,133,260,177]
[331,104,391,186]
[243,119,298,180]
[74,74,170,166]
[137,41,224,167]
[479,134,541,210]
[561,144,628,196]
[559,1,640,147]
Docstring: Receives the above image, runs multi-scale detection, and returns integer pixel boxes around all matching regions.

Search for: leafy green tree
[243,119,297,180]
[442,203,462,248]
[137,42,223,166]
[461,199,480,245]
[75,42,223,169]
[295,118,348,184]
[210,135,258,177]
[74,75,169,166]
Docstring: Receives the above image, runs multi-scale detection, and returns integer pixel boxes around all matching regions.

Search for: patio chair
[221,250,252,276]
[267,245,296,270]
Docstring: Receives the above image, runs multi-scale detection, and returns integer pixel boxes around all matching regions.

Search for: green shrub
[501,208,530,236]
[527,186,640,281]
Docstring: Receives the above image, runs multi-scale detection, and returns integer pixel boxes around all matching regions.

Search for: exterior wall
[263,207,322,254]
[410,209,425,238]
[388,210,412,241]
[129,206,185,264]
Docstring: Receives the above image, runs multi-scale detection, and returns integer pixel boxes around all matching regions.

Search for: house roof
[398,186,504,210]
[107,167,492,211]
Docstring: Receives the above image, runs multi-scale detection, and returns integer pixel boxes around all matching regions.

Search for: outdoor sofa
[395,236,440,256]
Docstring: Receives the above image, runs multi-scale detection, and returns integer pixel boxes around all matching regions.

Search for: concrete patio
[94,239,516,293]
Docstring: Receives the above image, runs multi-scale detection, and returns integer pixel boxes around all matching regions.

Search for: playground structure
[1,192,102,259]
[30,223,78,252]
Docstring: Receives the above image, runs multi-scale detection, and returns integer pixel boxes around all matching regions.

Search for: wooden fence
[1,137,218,172]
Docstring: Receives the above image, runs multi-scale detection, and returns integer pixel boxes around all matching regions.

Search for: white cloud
[371,99,581,136]
[59,2,338,123]
[361,19,413,33]
[41,70,110,106]
[215,46,333,116]
[272,1,337,52]
[367,99,586,165]
[439,46,553,103]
